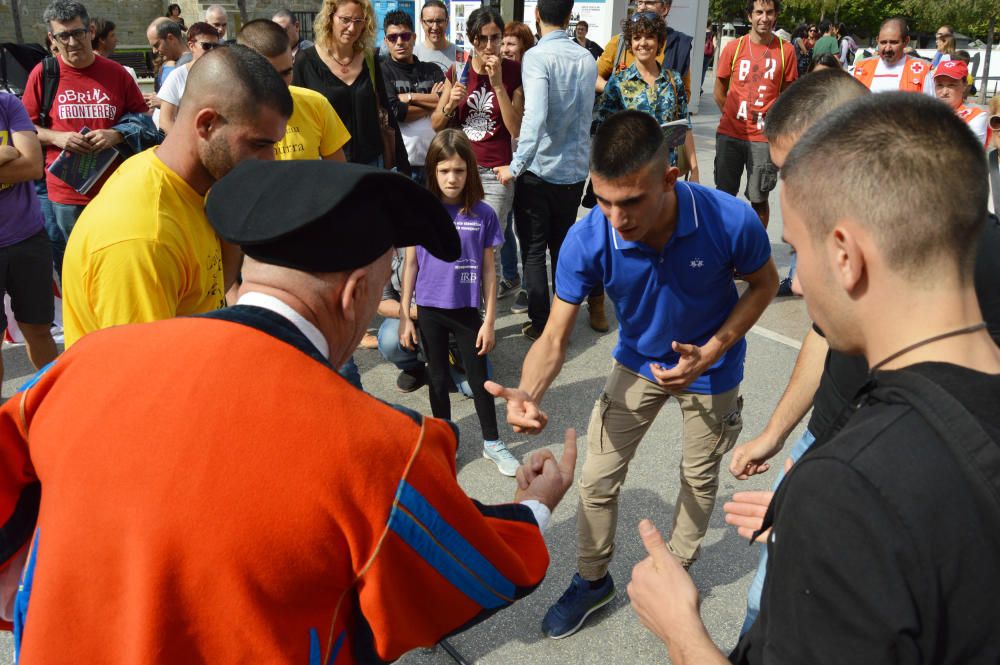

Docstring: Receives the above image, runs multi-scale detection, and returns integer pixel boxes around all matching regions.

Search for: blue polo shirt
[556,181,771,394]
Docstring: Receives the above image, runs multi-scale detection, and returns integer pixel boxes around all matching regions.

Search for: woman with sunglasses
[432,7,524,244]
[792,23,815,76]
[156,22,221,134]
[597,12,698,182]
[293,0,404,168]
[988,95,1000,214]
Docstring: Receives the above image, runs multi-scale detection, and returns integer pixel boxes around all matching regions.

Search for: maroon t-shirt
[22,54,147,205]
[446,58,521,168]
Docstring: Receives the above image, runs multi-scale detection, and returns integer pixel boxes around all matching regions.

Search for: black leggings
[417,305,498,441]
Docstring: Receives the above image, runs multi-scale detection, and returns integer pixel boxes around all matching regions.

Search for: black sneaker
[776,277,795,297]
[511,290,529,314]
[396,366,427,393]
[498,276,521,298]
[521,321,542,341]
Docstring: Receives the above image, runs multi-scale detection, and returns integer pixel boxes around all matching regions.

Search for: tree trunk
[981,15,994,105]
[11,0,24,44]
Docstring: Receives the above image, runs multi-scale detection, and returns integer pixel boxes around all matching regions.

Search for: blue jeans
[785,252,797,282]
[740,428,817,637]
[500,210,521,283]
[50,202,85,244]
[338,356,362,390]
[35,181,62,276]
[377,316,491,397]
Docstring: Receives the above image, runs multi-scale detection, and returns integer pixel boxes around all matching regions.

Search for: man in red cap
[934,59,988,146]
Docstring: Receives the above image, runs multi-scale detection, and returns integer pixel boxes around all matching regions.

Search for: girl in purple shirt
[399,130,517,476]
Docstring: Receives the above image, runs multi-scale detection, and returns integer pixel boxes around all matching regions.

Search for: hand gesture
[485,380,548,434]
[399,316,419,351]
[476,322,495,356]
[483,54,503,88]
[627,520,702,645]
[514,428,577,510]
[432,80,446,98]
[729,432,783,480]
[54,131,93,154]
[85,129,122,152]
[447,82,468,111]
[723,490,774,542]
[649,341,711,391]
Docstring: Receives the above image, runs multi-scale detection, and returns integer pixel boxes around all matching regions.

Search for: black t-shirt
[732,362,1000,664]
[293,46,389,165]
[807,214,1000,442]
[379,55,444,124]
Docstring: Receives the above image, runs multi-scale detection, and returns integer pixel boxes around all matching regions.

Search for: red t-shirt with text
[22,54,147,205]
[716,37,797,142]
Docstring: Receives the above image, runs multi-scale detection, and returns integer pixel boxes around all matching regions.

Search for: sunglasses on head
[990,115,1000,132]
[386,31,414,43]
[630,11,659,23]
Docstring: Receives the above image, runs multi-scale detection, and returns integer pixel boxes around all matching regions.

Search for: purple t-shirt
[415,200,503,309]
[0,93,43,248]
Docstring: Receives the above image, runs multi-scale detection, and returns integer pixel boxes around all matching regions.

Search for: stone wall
[0,0,164,46]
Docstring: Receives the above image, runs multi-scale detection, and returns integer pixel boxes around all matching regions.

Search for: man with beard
[61,45,291,346]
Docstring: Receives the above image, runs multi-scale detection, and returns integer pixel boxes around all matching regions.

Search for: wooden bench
[109,50,154,79]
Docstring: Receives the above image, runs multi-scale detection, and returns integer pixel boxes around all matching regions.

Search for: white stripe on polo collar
[237,291,330,361]
[611,181,698,251]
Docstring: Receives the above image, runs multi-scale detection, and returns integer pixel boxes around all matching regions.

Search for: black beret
[204,160,460,272]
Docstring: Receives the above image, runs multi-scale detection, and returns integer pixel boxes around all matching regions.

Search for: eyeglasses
[473,33,502,46]
[422,18,447,26]
[634,0,663,7]
[197,41,223,51]
[335,15,366,26]
[51,28,89,44]
[630,11,659,23]
[990,115,1000,131]
[386,31,414,43]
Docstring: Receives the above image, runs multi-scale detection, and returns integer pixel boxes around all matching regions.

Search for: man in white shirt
[852,18,933,95]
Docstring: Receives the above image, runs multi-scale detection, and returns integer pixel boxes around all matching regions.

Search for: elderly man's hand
[513,428,577,511]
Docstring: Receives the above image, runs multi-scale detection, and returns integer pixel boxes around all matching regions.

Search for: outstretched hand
[485,380,548,434]
[514,428,577,511]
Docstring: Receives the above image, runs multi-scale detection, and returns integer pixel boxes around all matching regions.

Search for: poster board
[374,0,417,45]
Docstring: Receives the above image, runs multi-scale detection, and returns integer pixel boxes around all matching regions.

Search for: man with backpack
[713,0,796,227]
[21,0,147,247]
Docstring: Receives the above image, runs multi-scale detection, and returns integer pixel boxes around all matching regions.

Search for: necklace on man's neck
[869,322,987,373]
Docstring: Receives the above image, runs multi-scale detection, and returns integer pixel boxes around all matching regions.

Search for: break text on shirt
[735,56,777,130]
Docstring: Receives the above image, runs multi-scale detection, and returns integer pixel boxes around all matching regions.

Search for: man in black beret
[0,161,578,664]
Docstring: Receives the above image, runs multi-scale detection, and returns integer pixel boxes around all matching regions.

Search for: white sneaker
[483,440,519,477]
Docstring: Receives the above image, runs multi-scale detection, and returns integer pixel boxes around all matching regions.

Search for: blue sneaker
[541,573,615,639]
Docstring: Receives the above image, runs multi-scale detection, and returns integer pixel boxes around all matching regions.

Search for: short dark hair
[466,7,504,40]
[91,16,114,48]
[623,11,668,51]
[166,3,181,17]
[880,17,909,39]
[238,18,290,57]
[384,9,414,32]
[425,129,484,213]
[43,0,89,27]
[744,0,780,18]
[818,19,832,33]
[154,17,184,40]
[185,44,294,121]
[537,0,574,27]
[576,20,588,29]
[591,110,668,179]
[808,52,840,71]
[782,92,986,278]
[421,0,448,19]
[765,69,867,143]
[187,21,220,43]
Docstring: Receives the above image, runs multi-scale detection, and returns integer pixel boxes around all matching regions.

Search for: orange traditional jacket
[0,307,549,664]
[853,55,931,92]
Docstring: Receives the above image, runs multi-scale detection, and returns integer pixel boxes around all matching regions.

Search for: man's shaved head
[782,92,986,280]
[765,69,868,144]
[181,44,293,122]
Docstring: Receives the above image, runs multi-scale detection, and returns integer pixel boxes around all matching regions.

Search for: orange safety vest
[853,55,931,92]
[957,104,989,145]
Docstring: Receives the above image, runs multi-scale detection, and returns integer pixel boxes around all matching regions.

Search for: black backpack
[37,56,60,128]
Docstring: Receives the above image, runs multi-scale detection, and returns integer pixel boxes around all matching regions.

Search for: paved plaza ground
[0,71,815,663]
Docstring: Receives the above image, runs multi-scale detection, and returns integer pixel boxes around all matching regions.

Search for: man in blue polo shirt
[487,110,777,639]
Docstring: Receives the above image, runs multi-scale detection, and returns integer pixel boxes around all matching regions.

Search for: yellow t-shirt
[274,86,351,160]
[62,148,225,347]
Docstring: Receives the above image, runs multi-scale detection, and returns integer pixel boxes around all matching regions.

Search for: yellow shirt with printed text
[274,86,351,160]
[62,148,225,347]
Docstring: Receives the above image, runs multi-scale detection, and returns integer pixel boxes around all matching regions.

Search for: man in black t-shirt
[625,92,1000,664]
[380,10,444,184]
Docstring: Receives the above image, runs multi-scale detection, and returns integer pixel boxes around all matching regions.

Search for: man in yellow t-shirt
[238,19,349,162]
[62,46,293,347]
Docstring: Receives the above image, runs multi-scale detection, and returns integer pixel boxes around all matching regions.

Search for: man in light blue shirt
[494,0,596,339]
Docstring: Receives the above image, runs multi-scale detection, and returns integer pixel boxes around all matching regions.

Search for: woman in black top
[293,0,405,167]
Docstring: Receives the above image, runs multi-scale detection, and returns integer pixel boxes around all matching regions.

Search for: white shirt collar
[236,292,330,360]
